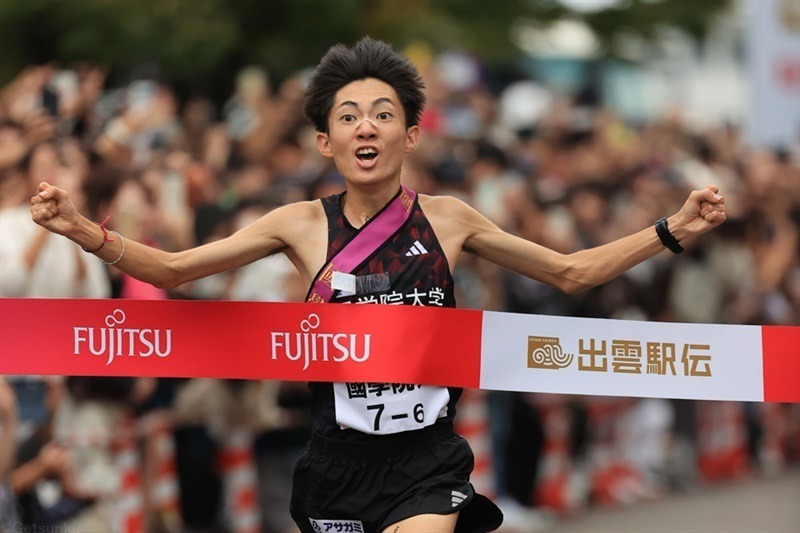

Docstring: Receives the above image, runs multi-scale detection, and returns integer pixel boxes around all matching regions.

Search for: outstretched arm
[30,182,314,289]
[455,185,726,294]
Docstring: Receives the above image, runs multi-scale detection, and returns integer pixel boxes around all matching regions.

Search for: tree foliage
[0,0,732,99]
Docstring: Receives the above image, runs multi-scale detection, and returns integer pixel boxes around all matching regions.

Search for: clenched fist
[672,185,727,240]
[30,182,80,237]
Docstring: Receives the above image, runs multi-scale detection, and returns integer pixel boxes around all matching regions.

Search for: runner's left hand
[673,185,726,238]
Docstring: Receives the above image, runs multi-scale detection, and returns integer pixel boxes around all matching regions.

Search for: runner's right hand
[30,182,80,237]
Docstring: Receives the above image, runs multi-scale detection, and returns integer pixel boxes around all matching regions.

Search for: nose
[356,118,378,139]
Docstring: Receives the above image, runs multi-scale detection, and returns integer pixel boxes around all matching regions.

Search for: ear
[316,132,333,158]
[404,125,420,153]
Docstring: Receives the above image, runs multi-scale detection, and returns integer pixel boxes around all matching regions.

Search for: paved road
[529,469,800,533]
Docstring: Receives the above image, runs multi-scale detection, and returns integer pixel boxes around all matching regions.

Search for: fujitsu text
[270,313,371,371]
[73,309,172,366]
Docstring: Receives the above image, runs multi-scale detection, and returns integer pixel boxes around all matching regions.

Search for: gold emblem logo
[307,293,325,303]
[320,263,339,288]
[401,191,413,212]
[528,336,573,369]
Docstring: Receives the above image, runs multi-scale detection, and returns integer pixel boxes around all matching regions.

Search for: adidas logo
[451,490,467,507]
[405,240,428,257]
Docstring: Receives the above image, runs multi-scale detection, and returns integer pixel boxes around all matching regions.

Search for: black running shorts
[290,422,502,533]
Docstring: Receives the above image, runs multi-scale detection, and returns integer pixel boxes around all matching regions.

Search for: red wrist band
[81,215,115,254]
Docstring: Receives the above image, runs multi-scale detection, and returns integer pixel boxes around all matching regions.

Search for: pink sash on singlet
[306,186,416,303]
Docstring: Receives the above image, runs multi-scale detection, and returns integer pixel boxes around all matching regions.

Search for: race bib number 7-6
[333,382,450,435]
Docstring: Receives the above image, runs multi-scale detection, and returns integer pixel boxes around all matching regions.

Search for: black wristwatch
[655,217,683,254]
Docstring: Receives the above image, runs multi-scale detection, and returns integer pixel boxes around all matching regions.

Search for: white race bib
[333,382,450,435]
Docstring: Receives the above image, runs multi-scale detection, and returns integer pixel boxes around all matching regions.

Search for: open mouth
[356,147,379,162]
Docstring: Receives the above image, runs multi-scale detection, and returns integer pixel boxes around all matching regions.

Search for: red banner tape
[1,298,797,402]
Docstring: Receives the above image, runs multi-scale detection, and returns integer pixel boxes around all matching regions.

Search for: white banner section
[744,0,800,148]
[480,312,764,401]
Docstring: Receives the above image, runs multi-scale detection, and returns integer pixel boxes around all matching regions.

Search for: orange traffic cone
[533,396,574,514]
[113,414,145,533]
[587,398,644,506]
[454,389,495,498]
[697,401,749,483]
[142,412,182,530]
[758,403,787,475]
[217,430,261,533]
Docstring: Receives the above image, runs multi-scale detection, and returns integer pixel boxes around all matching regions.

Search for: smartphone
[50,70,79,104]
[41,86,60,117]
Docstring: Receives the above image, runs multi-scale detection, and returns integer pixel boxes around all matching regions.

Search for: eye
[341,114,356,123]
[376,112,392,120]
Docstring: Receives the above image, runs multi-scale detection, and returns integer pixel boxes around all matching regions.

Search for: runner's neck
[341,183,401,228]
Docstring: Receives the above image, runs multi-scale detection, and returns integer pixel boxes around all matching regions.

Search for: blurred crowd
[0,52,798,533]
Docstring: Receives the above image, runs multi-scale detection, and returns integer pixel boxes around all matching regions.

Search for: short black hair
[304,37,426,133]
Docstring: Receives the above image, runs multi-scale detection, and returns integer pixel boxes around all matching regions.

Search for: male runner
[30,37,726,532]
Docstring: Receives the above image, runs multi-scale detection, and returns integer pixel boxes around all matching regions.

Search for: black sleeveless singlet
[306,189,462,441]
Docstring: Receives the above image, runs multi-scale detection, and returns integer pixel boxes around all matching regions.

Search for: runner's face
[317,78,419,188]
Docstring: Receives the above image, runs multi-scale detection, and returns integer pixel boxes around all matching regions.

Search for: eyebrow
[336,97,395,112]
